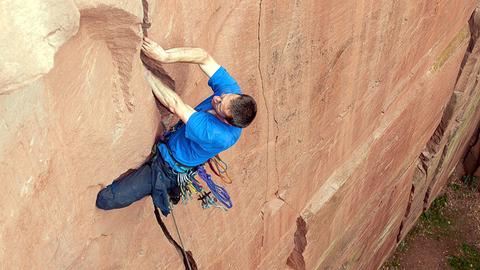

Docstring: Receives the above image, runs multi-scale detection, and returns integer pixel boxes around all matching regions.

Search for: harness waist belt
[158,142,196,173]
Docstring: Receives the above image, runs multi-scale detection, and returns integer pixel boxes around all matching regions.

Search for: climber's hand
[142,37,170,63]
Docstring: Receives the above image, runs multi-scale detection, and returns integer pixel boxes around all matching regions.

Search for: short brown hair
[225,94,257,128]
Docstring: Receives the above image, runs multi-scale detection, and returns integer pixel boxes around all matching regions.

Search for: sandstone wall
[398,7,480,241]
[1,1,479,269]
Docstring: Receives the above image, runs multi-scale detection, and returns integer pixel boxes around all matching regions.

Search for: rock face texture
[1,1,480,269]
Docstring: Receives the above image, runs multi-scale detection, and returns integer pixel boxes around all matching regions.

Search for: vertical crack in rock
[139,0,176,98]
[423,144,449,209]
[422,118,448,210]
[81,7,139,141]
[141,0,152,37]
[286,216,308,270]
[259,209,266,249]
[396,13,479,241]
[456,10,480,83]
[396,184,415,241]
[139,0,178,134]
[274,133,281,197]
[257,0,270,202]
[423,9,480,209]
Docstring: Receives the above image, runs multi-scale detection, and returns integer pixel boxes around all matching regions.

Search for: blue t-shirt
[158,67,242,172]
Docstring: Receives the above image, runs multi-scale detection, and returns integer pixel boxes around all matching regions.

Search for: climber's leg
[150,153,180,216]
[96,163,153,210]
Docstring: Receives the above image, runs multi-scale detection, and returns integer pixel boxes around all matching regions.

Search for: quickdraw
[174,166,231,211]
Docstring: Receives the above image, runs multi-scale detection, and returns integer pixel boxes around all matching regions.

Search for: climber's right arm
[141,37,220,77]
[144,71,195,124]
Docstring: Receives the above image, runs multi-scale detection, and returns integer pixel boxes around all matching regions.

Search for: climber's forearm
[164,48,221,77]
[163,47,208,64]
[146,72,181,111]
[142,38,220,77]
[145,72,195,123]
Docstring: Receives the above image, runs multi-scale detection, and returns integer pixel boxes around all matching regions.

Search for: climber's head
[212,93,257,128]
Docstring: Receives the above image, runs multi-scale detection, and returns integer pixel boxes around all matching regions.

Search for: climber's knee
[96,186,117,210]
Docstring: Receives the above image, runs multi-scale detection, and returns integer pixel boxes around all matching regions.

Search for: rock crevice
[1,1,480,269]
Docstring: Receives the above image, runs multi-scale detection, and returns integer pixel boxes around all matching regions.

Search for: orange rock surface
[1,1,480,269]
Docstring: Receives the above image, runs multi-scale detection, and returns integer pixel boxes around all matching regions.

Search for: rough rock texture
[1,1,480,269]
[0,0,79,93]
[397,6,480,242]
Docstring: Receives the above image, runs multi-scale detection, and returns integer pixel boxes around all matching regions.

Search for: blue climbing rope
[197,166,233,209]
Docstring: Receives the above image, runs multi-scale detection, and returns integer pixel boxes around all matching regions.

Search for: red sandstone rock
[0,1,479,269]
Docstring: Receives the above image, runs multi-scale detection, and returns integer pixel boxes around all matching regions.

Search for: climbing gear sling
[208,155,233,184]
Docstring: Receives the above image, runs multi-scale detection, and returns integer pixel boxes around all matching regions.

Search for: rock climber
[95,37,257,216]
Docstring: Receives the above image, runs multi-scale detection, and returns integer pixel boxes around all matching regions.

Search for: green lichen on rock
[448,243,480,270]
[431,25,470,72]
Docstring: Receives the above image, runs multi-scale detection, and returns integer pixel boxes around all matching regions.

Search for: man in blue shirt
[96,37,257,215]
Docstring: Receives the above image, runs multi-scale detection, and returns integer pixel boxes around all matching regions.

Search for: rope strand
[197,166,233,209]
[170,207,192,270]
